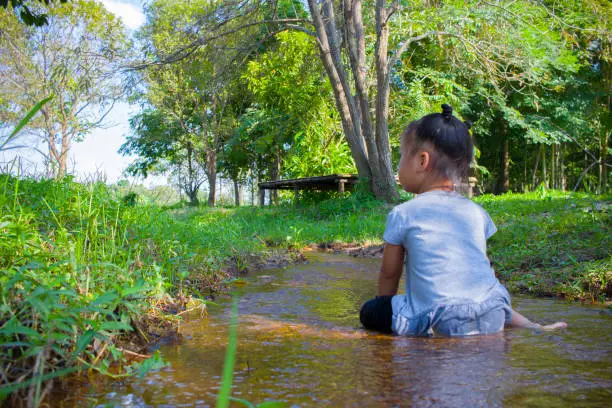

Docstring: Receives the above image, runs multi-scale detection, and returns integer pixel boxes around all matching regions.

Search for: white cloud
[100,0,145,30]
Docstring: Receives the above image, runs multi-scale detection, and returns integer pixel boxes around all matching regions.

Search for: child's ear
[419,151,431,171]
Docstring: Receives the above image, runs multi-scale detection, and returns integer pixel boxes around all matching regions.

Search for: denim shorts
[392,287,512,337]
[360,285,512,337]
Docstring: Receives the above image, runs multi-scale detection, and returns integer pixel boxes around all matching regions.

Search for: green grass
[476,191,611,301]
[0,176,174,405]
[0,176,609,405]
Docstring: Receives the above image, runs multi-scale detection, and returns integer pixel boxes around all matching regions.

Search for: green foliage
[121,109,188,178]
[144,187,609,303]
[223,30,354,181]
[475,191,611,298]
[121,192,141,207]
[131,0,251,204]
[384,0,608,193]
[131,350,168,380]
[124,0,608,196]
[0,176,176,405]
[0,0,68,26]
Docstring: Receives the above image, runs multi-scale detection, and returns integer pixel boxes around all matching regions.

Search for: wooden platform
[258,174,359,193]
[257,174,477,205]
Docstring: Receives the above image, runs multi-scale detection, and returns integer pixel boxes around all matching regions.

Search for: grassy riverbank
[174,188,610,302]
[0,176,609,405]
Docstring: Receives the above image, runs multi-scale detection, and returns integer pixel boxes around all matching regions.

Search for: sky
[2,0,150,184]
[70,0,147,183]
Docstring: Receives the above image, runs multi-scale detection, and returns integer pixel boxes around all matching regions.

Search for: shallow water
[56,253,612,407]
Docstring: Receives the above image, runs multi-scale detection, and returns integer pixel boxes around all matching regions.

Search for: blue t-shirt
[383,190,502,322]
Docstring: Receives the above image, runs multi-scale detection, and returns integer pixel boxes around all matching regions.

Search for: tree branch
[389,30,509,85]
[389,31,456,69]
[482,1,546,35]
[536,0,605,34]
[128,18,313,70]
[286,24,316,37]
[386,0,401,24]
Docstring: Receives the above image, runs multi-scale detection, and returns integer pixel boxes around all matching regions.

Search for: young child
[360,104,567,336]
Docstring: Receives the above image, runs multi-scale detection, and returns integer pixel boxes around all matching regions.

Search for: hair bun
[441,104,453,120]
[464,120,472,130]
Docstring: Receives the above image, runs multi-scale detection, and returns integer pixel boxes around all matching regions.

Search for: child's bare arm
[378,243,405,296]
[508,308,567,330]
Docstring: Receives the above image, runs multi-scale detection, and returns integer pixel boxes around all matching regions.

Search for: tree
[133,0,251,206]
[454,0,610,193]
[243,31,344,200]
[120,109,206,205]
[0,0,129,178]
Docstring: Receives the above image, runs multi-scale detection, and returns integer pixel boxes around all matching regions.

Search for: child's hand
[539,322,567,330]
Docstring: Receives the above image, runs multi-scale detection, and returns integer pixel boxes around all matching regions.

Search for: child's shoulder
[393,191,473,209]
[390,192,489,219]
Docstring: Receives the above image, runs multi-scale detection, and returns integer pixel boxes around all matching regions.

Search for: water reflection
[55,253,612,407]
[360,334,510,407]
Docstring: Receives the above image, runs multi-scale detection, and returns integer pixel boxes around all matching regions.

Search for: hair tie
[441,104,453,121]
[464,120,472,130]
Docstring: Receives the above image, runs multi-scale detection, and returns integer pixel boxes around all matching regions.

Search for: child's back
[386,190,500,312]
[385,190,511,336]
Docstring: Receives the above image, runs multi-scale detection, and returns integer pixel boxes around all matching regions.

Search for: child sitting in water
[360,104,567,336]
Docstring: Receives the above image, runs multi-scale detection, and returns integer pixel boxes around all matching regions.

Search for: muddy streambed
[57,252,611,407]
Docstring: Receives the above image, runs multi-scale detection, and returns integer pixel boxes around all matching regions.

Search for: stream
[56,252,612,407]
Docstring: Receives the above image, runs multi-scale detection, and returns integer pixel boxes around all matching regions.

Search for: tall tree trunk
[233,178,241,206]
[343,0,387,197]
[523,142,528,192]
[206,150,216,206]
[601,46,610,193]
[47,132,60,178]
[373,0,399,200]
[250,173,256,206]
[551,143,556,190]
[47,129,70,179]
[58,133,70,178]
[541,144,548,188]
[599,131,609,193]
[308,0,398,201]
[496,124,509,194]
[532,146,541,188]
[270,149,281,205]
[308,0,370,177]
[258,174,265,206]
[561,143,567,191]
[186,142,199,205]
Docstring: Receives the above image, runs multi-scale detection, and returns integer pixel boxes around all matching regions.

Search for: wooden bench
[258,174,477,204]
[258,174,359,204]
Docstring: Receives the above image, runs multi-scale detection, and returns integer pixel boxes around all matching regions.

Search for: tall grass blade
[216,297,239,408]
[0,96,53,151]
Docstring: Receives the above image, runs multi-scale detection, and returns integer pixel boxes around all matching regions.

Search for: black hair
[402,104,473,184]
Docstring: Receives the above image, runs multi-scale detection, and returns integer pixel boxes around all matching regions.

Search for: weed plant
[0,176,172,406]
